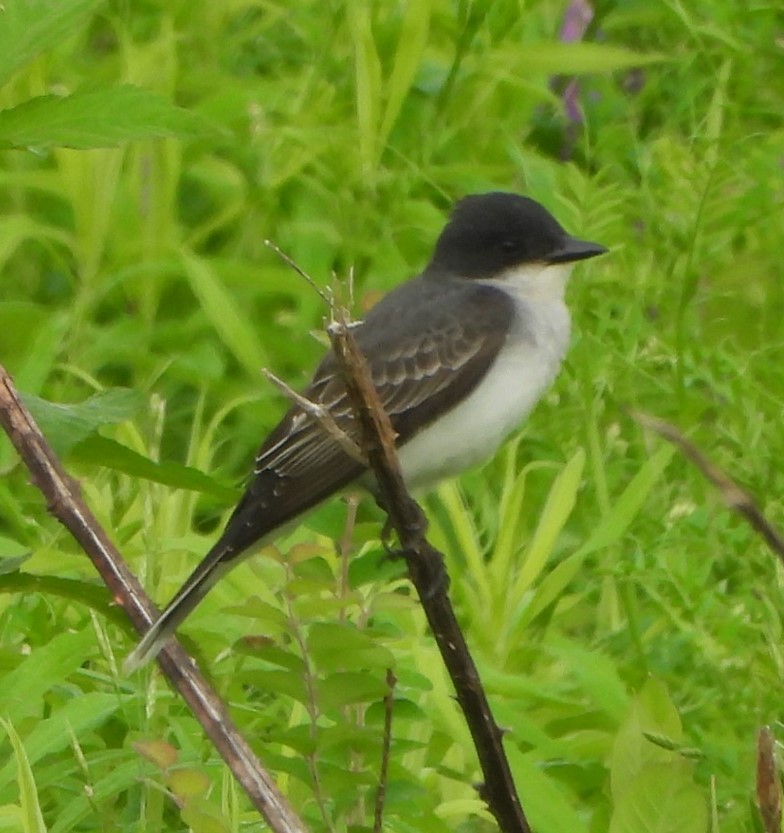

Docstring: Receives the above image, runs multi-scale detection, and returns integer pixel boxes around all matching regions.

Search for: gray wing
[218,277,514,555]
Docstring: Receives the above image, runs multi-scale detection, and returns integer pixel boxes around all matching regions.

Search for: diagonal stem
[0,363,310,833]
[328,313,532,833]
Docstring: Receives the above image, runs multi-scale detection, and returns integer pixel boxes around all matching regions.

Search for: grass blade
[0,0,98,88]
[511,448,585,600]
[0,718,48,833]
[180,251,269,378]
[515,444,675,631]
[378,0,433,150]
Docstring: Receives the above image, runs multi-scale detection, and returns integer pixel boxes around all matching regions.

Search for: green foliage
[608,681,708,833]
[0,0,100,88]
[0,85,211,150]
[0,717,47,833]
[0,1,208,151]
[22,388,144,454]
[1,0,783,831]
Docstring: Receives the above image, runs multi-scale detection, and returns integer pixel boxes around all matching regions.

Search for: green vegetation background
[1,1,783,831]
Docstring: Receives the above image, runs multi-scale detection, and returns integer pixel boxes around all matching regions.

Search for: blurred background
[1,1,783,831]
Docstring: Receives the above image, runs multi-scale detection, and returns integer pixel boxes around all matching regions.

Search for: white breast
[397,263,573,491]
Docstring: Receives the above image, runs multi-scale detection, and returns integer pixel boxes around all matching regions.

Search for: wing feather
[219,277,513,554]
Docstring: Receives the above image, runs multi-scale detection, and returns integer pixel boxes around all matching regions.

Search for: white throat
[481,261,574,301]
[397,262,574,491]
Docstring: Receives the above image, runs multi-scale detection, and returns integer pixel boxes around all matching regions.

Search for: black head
[427,192,607,279]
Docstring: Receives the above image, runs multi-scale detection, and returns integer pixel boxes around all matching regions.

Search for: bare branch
[631,410,784,563]
[756,726,782,833]
[374,669,396,833]
[328,312,532,833]
[0,364,310,833]
[264,239,332,307]
[261,368,366,465]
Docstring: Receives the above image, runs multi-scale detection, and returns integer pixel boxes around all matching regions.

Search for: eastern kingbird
[125,192,606,672]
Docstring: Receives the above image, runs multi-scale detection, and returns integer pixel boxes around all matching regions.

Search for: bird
[124,191,607,672]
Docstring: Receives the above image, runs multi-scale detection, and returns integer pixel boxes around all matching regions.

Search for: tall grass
[1,1,783,831]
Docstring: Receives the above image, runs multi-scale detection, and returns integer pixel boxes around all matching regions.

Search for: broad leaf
[74,435,237,500]
[0,85,212,150]
[22,388,143,456]
[0,694,121,794]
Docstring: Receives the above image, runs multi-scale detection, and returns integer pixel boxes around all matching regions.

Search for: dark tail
[123,542,235,674]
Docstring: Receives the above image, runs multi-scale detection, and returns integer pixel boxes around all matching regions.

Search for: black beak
[547,236,608,264]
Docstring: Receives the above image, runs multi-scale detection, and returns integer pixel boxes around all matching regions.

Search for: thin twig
[756,726,782,833]
[338,493,361,622]
[261,368,366,465]
[373,668,396,833]
[631,410,784,563]
[328,311,532,833]
[265,243,531,831]
[264,240,332,307]
[0,364,310,833]
[282,561,333,833]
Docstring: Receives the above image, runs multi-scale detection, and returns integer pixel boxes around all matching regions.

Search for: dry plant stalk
[632,411,784,563]
[327,304,532,833]
[634,411,784,833]
[262,244,532,832]
[262,367,366,464]
[0,364,310,833]
[756,726,782,833]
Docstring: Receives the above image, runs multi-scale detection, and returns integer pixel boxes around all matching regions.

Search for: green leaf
[50,759,151,833]
[348,545,407,588]
[508,42,666,75]
[0,0,99,88]
[234,670,308,705]
[609,763,708,833]
[379,0,432,149]
[0,694,121,794]
[579,444,676,560]
[517,444,675,630]
[0,806,24,831]
[231,640,306,673]
[73,435,238,500]
[317,671,389,710]
[0,548,30,571]
[22,388,144,456]
[512,448,585,598]
[349,0,382,169]
[547,637,629,723]
[180,797,230,833]
[506,745,591,833]
[0,573,124,629]
[0,718,47,833]
[167,768,211,801]
[180,252,269,378]
[0,629,95,723]
[0,85,213,150]
[0,218,71,274]
[224,597,289,629]
[307,622,395,672]
[610,678,684,801]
